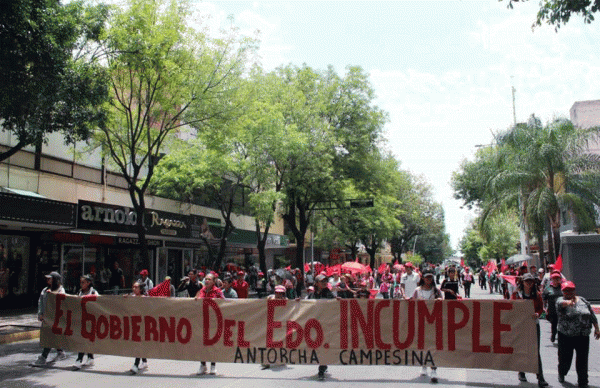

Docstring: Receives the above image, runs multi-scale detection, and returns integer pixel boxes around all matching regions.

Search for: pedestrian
[137,269,153,294]
[177,269,202,298]
[511,273,548,387]
[127,281,148,374]
[109,261,125,295]
[338,274,355,299]
[261,285,288,370]
[73,274,98,370]
[221,276,238,299]
[400,262,420,300]
[31,271,67,366]
[462,267,473,298]
[440,267,461,300]
[542,270,563,343]
[307,274,334,380]
[233,270,249,298]
[195,273,224,375]
[556,281,600,388]
[411,271,442,383]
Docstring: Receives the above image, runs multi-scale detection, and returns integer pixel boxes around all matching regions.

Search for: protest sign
[40,294,538,373]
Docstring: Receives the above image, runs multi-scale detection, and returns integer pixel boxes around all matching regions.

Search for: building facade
[0,130,288,308]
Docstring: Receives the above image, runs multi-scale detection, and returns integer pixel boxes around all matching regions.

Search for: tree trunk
[255,219,270,275]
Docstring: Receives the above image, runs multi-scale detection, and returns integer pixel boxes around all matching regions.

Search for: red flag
[304,263,310,273]
[460,258,465,268]
[148,279,171,297]
[500,258,508,273]
[487,260,497,275]
[394,260,399,266]
[554,255,563,272]
[500,274,517,287]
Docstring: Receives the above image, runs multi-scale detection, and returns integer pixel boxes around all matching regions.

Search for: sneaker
[318,370,325,380]
[430,369,438,383]
[84,358,94,367]
[209,364,217,375]
[197,364,207,375]
[558,374,565,383]
[52,350,67,362]
[31,355,47,366]
[421,366,428,376]
[261,364,270,370]
[72,360,83,370]
[538,379,549,387]
[139,361,148,370]
[518,372,527,382]
[130,365,139,374]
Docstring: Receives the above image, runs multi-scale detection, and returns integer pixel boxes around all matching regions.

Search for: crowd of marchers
[31,260,599,386]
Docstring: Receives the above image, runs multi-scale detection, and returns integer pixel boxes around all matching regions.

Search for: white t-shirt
[401,272,420,298]
[413,287,437,300]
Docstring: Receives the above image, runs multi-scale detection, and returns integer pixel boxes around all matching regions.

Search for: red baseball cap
[561,281,576,290]
[550,271,562,279]
[404,262,413,268]
[139,269,149,276]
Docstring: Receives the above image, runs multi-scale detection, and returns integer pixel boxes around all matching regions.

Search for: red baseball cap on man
[140,269,149,276]
[561,281,576,291]
[550,271,562,279]
[404,262,413,268]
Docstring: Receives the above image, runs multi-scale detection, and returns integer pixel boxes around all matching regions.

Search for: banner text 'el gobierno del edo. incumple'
[41,294,538,373]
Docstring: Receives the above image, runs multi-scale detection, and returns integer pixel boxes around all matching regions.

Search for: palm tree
[490,115,600,262]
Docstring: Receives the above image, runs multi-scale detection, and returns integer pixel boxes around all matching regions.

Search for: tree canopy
[506,0,600,29]
[0,0,110,162]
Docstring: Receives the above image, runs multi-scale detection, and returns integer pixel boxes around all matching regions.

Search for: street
[1,284,599,388]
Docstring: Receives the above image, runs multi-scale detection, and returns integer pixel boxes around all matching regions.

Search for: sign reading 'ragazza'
[40,295,539,373]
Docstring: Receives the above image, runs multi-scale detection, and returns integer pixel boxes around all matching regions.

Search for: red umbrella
[341,261,369,274]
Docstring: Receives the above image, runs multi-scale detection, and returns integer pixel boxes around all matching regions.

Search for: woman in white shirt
[412,272,442,383]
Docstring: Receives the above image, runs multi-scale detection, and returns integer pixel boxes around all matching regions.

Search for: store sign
[41,295,538,373]
[77,200,191,238]
[0,192,76,227]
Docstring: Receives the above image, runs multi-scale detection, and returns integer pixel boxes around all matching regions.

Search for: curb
[0,328,40,345]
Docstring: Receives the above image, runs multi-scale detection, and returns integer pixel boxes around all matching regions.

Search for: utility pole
[511,76,517,125]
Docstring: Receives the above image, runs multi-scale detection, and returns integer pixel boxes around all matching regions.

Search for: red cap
[258,272,264,276]
[561,281,575,290]
[237,271,244,276]
[404,262,413,268]
[550,271,562,278]
[140,269,149,276]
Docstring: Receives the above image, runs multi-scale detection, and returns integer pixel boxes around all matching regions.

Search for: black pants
[134,358,147,366]
[464,283,471,298]
[547,314,558,340]
[558,333,590,386]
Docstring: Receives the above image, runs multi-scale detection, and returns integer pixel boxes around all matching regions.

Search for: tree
[506,0,600,29]
[453,115,600,263]
[95,0,255,262]
[268,64,388,269]
[0,0,109,162]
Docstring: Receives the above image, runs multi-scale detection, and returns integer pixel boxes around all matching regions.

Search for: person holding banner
[31,271,67,366]
[411,271,442,383]
[178,269,202,298]
[542,271,563,343]
[73,274,98,370]
[511,273,548,387]
[308,274,334,380]
[127,281,148,374]
[195,273,223,375]
[556,281,600,388]
[261,285,288,370]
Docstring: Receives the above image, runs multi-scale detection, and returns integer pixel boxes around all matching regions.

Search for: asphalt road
[1,284,599,388]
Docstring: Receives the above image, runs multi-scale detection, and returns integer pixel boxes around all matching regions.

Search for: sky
[191,0,600,252]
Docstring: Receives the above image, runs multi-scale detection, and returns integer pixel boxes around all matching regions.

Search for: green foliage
[0,0,110,161]
[506,0,600,29]
[403,252,423,267]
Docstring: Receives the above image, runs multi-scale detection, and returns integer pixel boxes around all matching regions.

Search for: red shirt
[197,286,224,299]
[233,280,249,298]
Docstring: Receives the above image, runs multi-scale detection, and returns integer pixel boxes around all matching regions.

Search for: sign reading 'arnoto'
[40,295,538,373]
